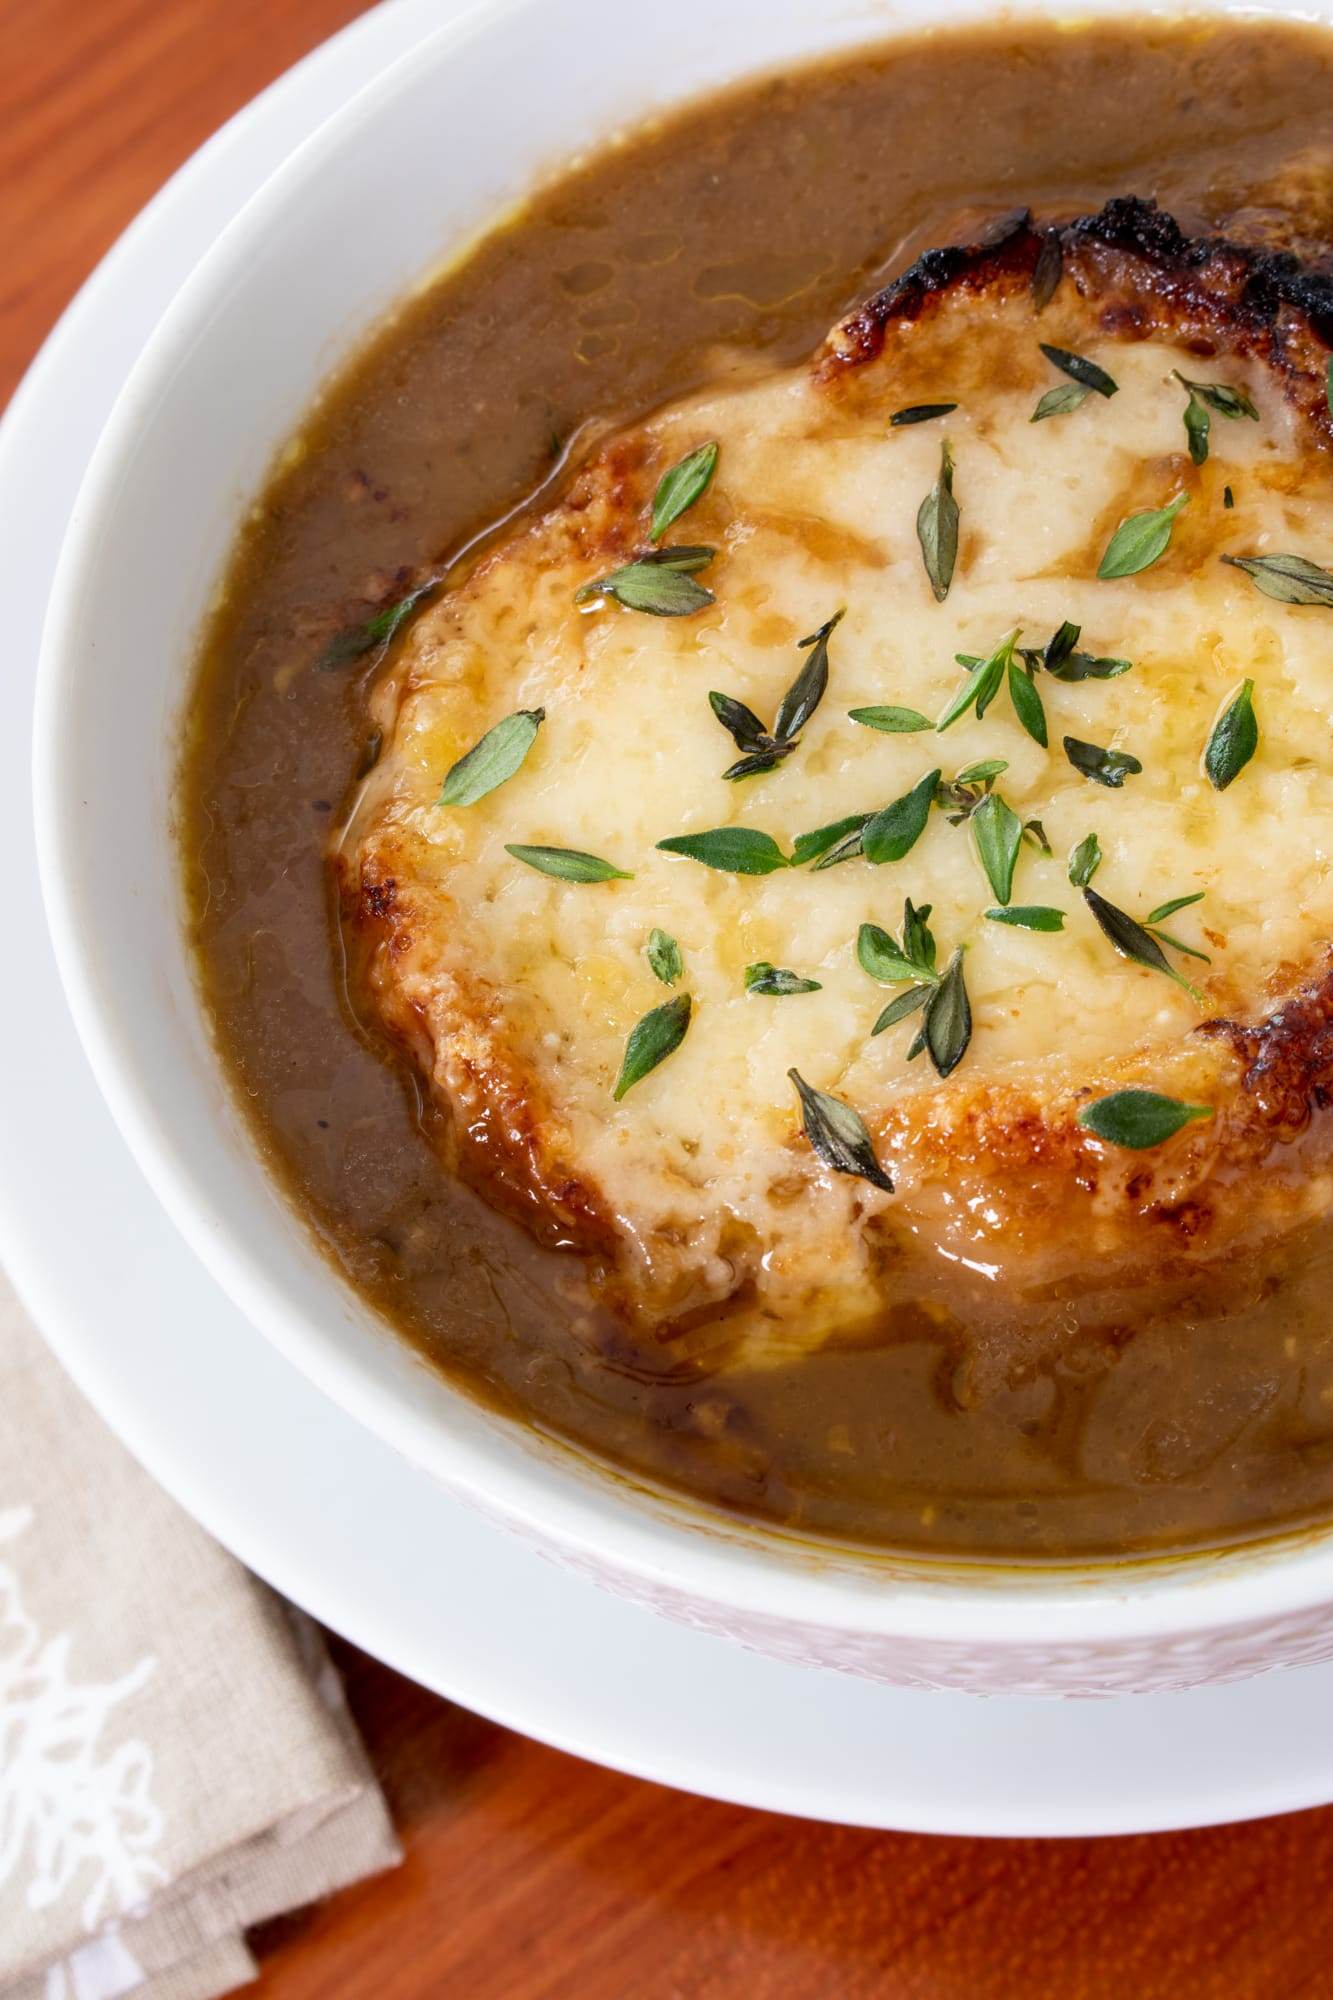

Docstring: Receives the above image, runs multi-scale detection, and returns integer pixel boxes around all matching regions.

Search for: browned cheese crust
[338,201,1333,1360]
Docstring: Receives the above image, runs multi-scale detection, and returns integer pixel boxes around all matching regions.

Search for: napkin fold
[0,1276,401,2000]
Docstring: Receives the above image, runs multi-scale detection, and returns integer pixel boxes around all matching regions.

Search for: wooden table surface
[7,3,1333,1993]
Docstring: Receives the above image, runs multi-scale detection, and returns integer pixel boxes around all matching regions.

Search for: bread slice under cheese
[339,200,1333,1368]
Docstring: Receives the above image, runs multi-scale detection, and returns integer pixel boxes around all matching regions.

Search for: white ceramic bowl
[33,0,1333,1697]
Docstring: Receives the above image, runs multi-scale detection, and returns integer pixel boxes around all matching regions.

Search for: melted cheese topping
[348,273,1333,1351]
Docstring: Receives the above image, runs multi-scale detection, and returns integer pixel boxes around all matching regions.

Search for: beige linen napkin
[0,1276,401,2000]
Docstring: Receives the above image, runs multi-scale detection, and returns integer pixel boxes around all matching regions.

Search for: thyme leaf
[1063,736,1143,788]
[788,1069,894,1193]
[438,708,545,807]
[872,984,933,1034]
[1068,832,1102,887]
[1203,678,1258,791]
[971,791,1023,905]
[656,827,790,875]
[613,994,692,1099]
[1083,887,1201,998]
[937,630,1015,732]
[848,705,933,734]
[1031,230,1064,313]
[917,440,959,602]
[1221,553,1333,608]
[1173,372,1258,464]
[774,610,843,741]
[1077,1089,1213,1149]
[857,900,938,986]
[1032,382,1091,423]
[1006,654,1048,746]
[319,582,435,669]
[745,963,822,995]
[506,843,632,882]
[924,948,972,1077]
[709,691,770,753]
[649,441,718,542]
[710,612,841,779]
[985,905,1066,931]
[1040,343,1118,398]
[1097,494,1188,579]
[891,402,958,426]
[1144,892,1204,924]
[575,544,716,616]
[792,812,871,868]
[863,769,941,865]
[646,929,683,985]
[1037,620,1131,681]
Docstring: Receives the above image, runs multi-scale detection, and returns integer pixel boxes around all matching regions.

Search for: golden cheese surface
[341,204,1333,1360]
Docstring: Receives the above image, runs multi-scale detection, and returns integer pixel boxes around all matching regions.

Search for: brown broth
[180,15,1333,1561]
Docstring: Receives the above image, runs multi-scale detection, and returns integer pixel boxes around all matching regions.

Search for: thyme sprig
[710,612,843,780]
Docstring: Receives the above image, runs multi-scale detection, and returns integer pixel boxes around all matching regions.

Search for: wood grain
[6,1,1333,1992]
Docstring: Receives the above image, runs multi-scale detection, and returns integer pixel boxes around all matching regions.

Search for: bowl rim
[32,0,1333,1653]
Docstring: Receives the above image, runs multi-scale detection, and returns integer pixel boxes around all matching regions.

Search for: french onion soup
[180,17,1333,1561]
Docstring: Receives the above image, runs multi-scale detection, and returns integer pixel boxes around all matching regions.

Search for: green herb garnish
[985,905,1065,931]
[1031,230,1063,312]
[646,929,683,985]
[917,440,959,602]
[1204,678,1258,791]
[1181,393,1209,468]
[792,812,871,868]
[1040,343,1118,399]
[506,843,632,882]
[656,827,790,875]
[776,613,842,738]
[1006,652,1048,746]
[922,949,972,1077]
[1063,736,1142,788]
[711,612,842,779]
[863,769,941,865]
[848,705,933,734]
[1068,832,1102,888]
[860,901,940,1039]
[437,708,545,807]
[788,1069,893,1193]
[858,910,968,1074]
[1032,382,1090,423]
[971,791,1023,905]
[1173,373,1258,467]
[745,963,822,995]
[1034,620,1131,682]
[576,544,716,616]
[1098,494,1188,579]
[319,582,435,669]
[933,761,1006,826]
[1142,891,1210,964]
[1144,892,1204,924]
[858,900,938,986]
[937,629,1016,732]
[1083,887,1201,998]
[1221,553,1333,607]
[1224,485,1235,509]
[613,994,692,1099]
[891,403,957,426]
[649,441,718,542]
[1077,1089,1213,1150]
[872,985,933,1033]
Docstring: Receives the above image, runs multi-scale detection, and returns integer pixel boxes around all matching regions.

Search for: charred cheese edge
[338,201,1333,1365]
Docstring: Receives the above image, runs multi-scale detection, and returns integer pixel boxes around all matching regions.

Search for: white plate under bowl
[31,0,1333,1696]
[8,0,1333,1830]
